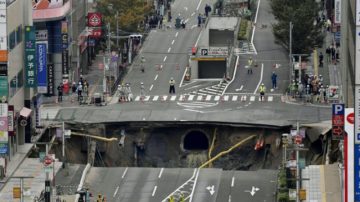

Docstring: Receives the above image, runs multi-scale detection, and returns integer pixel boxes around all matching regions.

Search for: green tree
[96,0,153,32]
[270,0,324,54]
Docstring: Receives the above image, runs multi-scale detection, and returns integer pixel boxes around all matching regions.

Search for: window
[16,25,22,44]
[9,31,15,50]
[9,69,23,99]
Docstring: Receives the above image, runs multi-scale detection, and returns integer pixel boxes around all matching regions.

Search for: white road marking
[191,12,195,16]
[189,169,201,201]
[196,0,203,10]
[232,95,238,101]
[253,63,264,94]
[163,56,167,62]
[168,47,171,52]
[184,85,201,91]
[195,27,202,46]
[231,177,235,187]
[153,95,159,101]
[188,95,195,101]
[268,96,273,102]
[191,25,197,29]
[158,168,164,178]
[228,195,232,202]
[144,96,150,101]
[160,64,163,70]
[170,95,177,101]
[179,95,186,101]
[184,7,188,11]
[197,95,203,101]
[154,74,158,80]
[250,96,255,101]
[113,186,119,197]
[214,96,220,101]
[175,32,179,37]
[135,96,140,101]
[235,85,243,91]
[149,84,153,91]
[185,18,189,23]
[224,95,229,101]
[122,167,128,178]
[171,39,175,45]
[152,186,158,196]
[206,95,212,101]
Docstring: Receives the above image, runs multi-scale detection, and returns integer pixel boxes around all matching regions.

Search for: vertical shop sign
[25,26,36,87]
[7,105,13,136]
[36,43,47,93]
[0,76,7,103]
[47,64,54,96]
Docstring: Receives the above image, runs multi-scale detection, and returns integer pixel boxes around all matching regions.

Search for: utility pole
[289,21,293,82]
[62,121,66,169]
[116,11,119,50]
[103,22,111,94]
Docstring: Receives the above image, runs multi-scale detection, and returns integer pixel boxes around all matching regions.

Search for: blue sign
[0,143,8,154]
[36,43,47,93]
[332,103,344,115]
[355,144,360,200]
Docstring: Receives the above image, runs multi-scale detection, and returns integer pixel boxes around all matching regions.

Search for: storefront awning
[19,107,32,118]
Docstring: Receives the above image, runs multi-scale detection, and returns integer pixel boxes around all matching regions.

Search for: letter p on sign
[332,104,344,115]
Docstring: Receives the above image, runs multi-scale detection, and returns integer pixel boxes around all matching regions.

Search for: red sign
[89,29,102,38]
[332,115,344,126]
[44,156,52,166]
[88,13,102,27]
[332,125,343,137]
[346,112,354,124]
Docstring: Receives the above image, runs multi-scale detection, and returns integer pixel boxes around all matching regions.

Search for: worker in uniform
[169,77,176,94]
[259,83,266,101]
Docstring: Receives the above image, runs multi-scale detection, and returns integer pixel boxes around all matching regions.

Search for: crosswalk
[133,94,280,103]
[235,42,256,55]
[187,82,227,96]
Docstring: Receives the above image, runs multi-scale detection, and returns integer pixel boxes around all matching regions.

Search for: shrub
[238,19,249,40]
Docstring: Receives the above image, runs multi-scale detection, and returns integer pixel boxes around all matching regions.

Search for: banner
[0,64,6,76]
[0,76,7,103]
[47,64,54,96]
[7,105,13,136]
[0,103,8,144]
[36,43,47,93]
[334,0,341,24]
[61,50,69,75]
[0,0,7,62]
[25,26,37,88]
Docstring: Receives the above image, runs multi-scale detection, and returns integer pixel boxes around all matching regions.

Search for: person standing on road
[140,56,146,73]
[271,72,277,89]
[247,57,253,74]
[197,14,202,27]
[259,83,266,101]
[319,52,324,67]
[140,82,145,97]
[57,83,63,102]
[169,77,176,94]
[77,82,83,102]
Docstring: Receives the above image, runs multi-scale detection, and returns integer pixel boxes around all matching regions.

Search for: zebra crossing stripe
[135,96,141,101]
[232,95,238,101]
[250,96,255,101]
[206,95,212,101]
[161,95,168,101]
[197,96,203,101]
[153,95,159,101]
[170,95,177,101]
[224,95,229,101]
[214,96,220,101]
[267,96,273,102]
[179,95,185,101]
[188,95,195,101]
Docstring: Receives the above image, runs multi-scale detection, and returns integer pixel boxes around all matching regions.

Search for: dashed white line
[196,0,203,10]
[121,167,128,178]
[228,195,232,202]
[185,18,189,23]
[158,168,164,178]
[154,74,158,80]
[175,32,178,37]
[231,177,235,187]
[191,12,195,16]
[171,39,175,45]
[149,84,153,91]
[152,186,158,197]
[163,56,167,62]
[113,186,119,197]
[168,47,171,52]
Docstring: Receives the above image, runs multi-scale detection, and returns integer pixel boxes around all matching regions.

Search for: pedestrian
[259,83,266,101]
[140,82,145,97]
[326,46,331,62]
[77,82,83,102]
[159,15,163,29]
[83,80,89,96]
[197,14,202,27]
[205,4,212,17]
[71,82,77,94]
[271,72,277,89]
[305,84,311,102]
[319,85,325,103]
[140,56,146,73]
[247,57,253,74]
[169,77,176,94]
[79,75,84,86]
[57,83,63,102]
[319,52,324,67]
[298,82,303,99]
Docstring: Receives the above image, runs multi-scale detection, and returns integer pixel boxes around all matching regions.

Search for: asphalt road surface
[84,167,277,202]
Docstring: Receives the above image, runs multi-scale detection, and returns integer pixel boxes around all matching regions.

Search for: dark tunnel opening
[183,131,209,150]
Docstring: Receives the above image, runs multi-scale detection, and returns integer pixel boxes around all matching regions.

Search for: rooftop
[208,17,238,30]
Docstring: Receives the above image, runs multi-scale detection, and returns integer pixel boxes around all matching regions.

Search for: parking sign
[332,104,344,140]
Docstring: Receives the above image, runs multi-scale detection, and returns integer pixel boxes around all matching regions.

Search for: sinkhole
[183,130,209,150]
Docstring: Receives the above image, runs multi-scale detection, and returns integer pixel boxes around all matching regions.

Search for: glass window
[16,25,22,44]
[17,69,23,88]
[8,69,23,99]
[9,31,15,50]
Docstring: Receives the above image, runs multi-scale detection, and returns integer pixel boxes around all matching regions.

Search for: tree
[96,0,153,32]
[270,0,324,54]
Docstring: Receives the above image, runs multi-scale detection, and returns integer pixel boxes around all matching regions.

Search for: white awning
[19,107,32,118]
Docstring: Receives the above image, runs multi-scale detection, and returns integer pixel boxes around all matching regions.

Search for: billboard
[47,64,54,96]
[0,76,7,103]
[36,43,47,93]
[0,0,6,62]
[25,26,37,88]
[32,0,63,9]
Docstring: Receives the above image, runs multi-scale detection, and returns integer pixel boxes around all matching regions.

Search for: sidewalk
[285,30,340,107]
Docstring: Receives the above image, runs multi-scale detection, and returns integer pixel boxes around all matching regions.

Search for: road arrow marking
[244,186,260,196]
[206,185,215,195]
[235,85,243,91]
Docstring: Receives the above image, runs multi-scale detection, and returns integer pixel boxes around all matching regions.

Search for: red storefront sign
[88,13,102,27]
